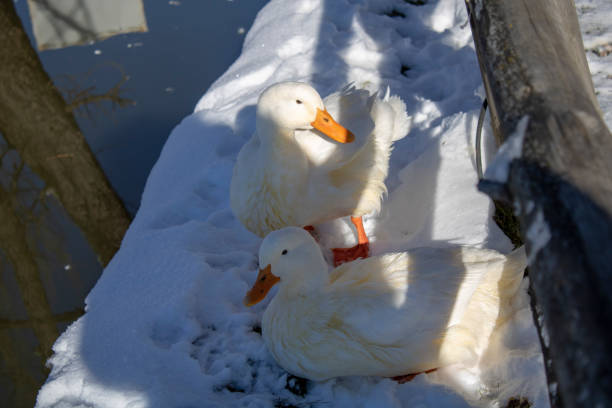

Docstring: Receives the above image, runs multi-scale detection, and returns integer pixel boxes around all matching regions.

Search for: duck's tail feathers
[453,246,527,358]
[387,95,410,142]
[499,247,527,295]
[340,82,357,94]
[371,93,410,144]
[496,246,527,318]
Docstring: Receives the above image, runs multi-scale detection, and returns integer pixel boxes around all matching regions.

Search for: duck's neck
[257,117,302,157]
[278,252,330,300]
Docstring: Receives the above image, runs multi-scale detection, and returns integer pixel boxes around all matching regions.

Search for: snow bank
[576,0,612,128]
[36,0,555,407]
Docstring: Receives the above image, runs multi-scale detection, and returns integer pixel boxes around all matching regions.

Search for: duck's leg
[391,368,437,384]
[332,216,370,266]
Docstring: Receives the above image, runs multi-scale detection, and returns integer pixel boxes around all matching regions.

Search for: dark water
[0,0,267,405]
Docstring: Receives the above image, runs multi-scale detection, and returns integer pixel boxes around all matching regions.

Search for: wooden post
[465,0,612,406]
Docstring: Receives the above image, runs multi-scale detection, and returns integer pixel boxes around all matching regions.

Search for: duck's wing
[324,247,514,347]
[321,90,410,215]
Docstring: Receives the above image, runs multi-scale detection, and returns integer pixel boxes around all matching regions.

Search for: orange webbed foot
[332,242,370,267]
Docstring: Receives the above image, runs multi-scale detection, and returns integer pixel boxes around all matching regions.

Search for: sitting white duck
[244,227,526,381]
[230,82,409,266]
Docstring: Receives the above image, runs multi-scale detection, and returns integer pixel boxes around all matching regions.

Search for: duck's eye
[295,99,302,104]
[281,249,288,255]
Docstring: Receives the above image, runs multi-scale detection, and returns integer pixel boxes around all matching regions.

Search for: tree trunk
[0,0,131,266]
[0,330,40,408]
[465,0,612,407]
[0,184,59,407]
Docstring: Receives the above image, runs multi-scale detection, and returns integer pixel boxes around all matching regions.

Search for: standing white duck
[230,82,409,266]
[244,227,526,381]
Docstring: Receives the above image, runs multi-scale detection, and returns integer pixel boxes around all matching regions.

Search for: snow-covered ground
[577,0,612,127]
[36,0,611,407]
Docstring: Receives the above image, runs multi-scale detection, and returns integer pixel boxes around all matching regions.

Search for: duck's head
[256,82,354,143]
[244,227,328,306]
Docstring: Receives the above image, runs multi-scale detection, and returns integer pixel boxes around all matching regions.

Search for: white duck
[230,82,409,266]
[244,227,526,381]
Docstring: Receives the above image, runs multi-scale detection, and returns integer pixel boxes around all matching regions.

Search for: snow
[483,116,528,184]
[576,0,612,128]
[525,210,551,264]
[35,0,612,407]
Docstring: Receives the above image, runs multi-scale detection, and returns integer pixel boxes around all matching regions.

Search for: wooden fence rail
[465,0,612,406]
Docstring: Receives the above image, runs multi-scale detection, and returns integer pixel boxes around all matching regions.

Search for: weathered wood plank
[465,0,612,407]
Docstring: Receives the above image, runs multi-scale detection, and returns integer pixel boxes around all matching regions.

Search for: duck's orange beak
[244,265,280,307]
[311,108,355,143]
